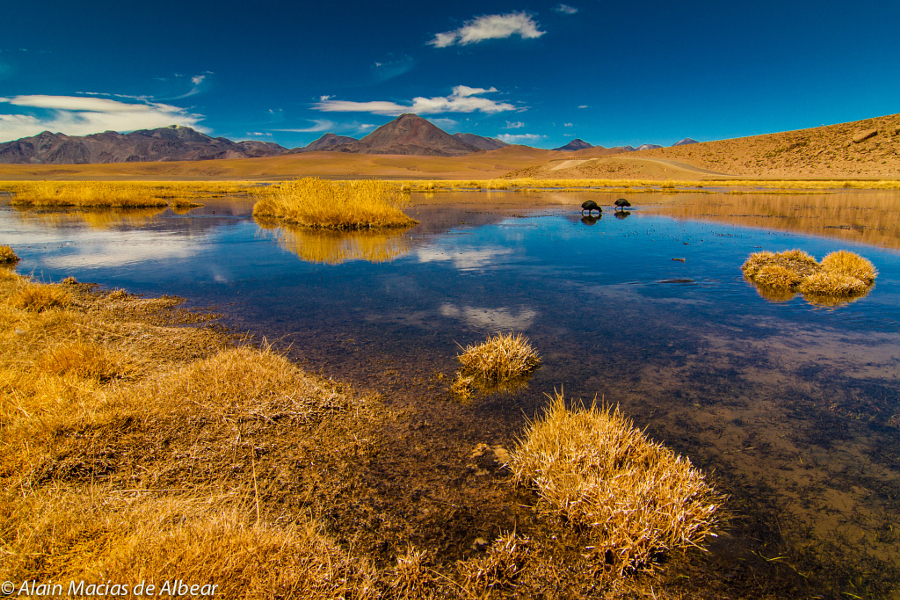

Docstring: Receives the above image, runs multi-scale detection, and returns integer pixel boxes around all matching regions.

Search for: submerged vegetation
[252,177,417,229]
[742,248,877,304]
[1,274,729,597]
[510,392,724,573]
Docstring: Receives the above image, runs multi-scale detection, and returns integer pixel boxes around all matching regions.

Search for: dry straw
[456,332,541,381]
[742,248,876,303]
[0,244,19,264]
[510,392,723,573]
[252,177,417,230]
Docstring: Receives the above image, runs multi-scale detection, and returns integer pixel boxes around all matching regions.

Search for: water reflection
[255,218,415,265]
[649,191,900,249]
[439,303,538,330]
[580,215,601,226]
[13,206,168,229]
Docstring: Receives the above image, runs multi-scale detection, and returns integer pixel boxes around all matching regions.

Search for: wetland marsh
[2,189,900,598]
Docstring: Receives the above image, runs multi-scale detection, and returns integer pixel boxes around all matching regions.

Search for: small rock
[852,129,878,143]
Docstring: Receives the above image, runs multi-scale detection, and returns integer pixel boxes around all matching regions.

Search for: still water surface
[3,191,900,596]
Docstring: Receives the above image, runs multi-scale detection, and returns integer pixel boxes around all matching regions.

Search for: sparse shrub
[457,332,540,381]
[0,245,19,264]
[510,392,723,574]
[820,250,877,284]
[11,285,71,312]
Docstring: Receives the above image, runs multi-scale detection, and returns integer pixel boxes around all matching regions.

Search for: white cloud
[564,122,573,127]
[439,303,538,330]
[555,4,579,14]
[496,133,545,143]
[314,85,516,116]
[273,119,336,133]
[0,95,205,141]
[578,104,589,109]
[505,120,526,129]
[417,246,513,270]
[429,12,545,47]
[430,117,458,129]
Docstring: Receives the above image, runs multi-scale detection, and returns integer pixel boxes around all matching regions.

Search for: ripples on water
[3,190,900,596]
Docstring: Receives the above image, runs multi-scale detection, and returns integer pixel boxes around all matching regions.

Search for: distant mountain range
[0,114,695,164]
[0,125,287,164]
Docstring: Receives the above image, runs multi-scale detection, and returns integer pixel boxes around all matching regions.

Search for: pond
[3,190,900,597]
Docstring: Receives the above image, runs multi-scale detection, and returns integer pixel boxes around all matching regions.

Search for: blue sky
[1,0,898,149]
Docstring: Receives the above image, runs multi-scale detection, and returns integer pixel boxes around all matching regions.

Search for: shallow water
[3,191,900,597]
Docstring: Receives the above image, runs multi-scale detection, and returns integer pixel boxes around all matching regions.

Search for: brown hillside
[515,113,900,180]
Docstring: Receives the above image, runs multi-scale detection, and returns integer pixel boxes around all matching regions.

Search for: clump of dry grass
[819,249,877,284]
[457,332,540,381]
[459,533,531,593]
[10,283,71,311]
[799,271,870,296]
[252,177,417,230]
[510,392,723,574]
[742,248,877,304]
[0,244,19,264]
[752,264,804,290]
[38,340,138,382]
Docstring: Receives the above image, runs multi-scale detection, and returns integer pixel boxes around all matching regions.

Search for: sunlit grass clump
[11,284,71,312]
[742,248,876,304]
[0,245,19,265]
[252,177,417,230]
[457,332,540,381]
[510,392,723,573]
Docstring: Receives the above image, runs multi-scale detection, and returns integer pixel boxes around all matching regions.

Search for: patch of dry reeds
[10,283,72,311]
[2,180,254,208]
[510,392,723,574]
[252,177,417,229]
[459,532,531,593]
[0,244,19,264]
[456,332,540,381]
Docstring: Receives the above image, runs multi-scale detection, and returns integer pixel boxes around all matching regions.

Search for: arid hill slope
[533,113,900,180]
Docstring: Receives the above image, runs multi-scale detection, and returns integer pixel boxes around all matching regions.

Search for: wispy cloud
[273,119,336,133]
[0,95,205,141]
[554,4,579,14]
[314,85,517,116]
[505,120,526,129]
[429,12,544,48]
[497,132,545,144]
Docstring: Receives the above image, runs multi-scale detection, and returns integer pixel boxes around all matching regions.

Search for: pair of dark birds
[581,198,630,215]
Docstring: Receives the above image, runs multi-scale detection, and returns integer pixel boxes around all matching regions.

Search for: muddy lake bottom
[4,191,900,598]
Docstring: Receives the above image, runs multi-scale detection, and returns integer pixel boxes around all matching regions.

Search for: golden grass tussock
[742,248,876,305]
[819,249,877,284]
[10,283,72,311]
[37,340,139,382]
[252,177,418,230]
[1,489,379,599]
[510,392,723,574]
[2,180,255,208]
[459,532,531,593]
[457,332,541,381]
[0,244,19,264]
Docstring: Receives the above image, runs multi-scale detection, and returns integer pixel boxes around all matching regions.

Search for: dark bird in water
[581,200,602,215]
[581,215,601,226]
[614,198,631,211]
